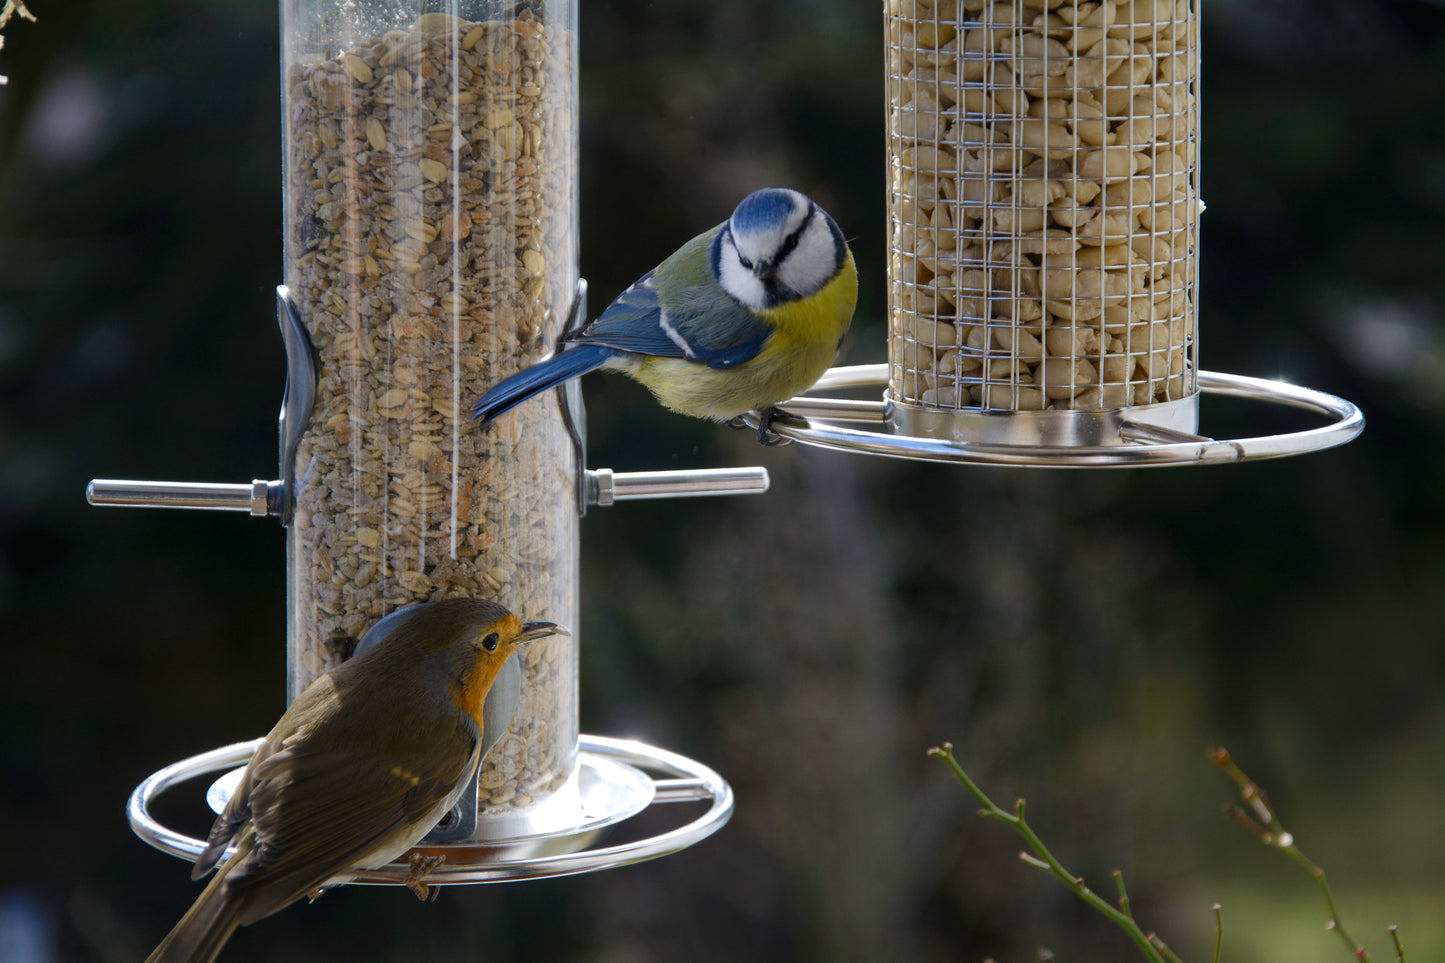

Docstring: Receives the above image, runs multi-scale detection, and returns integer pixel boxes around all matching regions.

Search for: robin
[147,597,566,962]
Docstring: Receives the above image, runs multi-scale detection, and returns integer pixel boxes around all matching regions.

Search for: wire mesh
[886,0,1200,413]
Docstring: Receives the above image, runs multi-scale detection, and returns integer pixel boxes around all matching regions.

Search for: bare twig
[1211,747,1399,963]
[0,0,36,86]
[928,743,1171,963]
[1114,870,1135,920]
[0,0,36,30]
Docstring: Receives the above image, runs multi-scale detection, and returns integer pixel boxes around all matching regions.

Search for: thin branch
[1388,925,1405,962]
[1149,932,1187,963]
[1211,747,1380,963]
[1114,870,1134,921]
[0,0,36,86]
[0,1,36,30]
[928,743,1170,963]
[1212,905,1224,963]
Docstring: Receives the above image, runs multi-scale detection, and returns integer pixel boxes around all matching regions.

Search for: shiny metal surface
[274,285,318,525]
[86,479,274,514]
[587,467,770,506]
[777,396,887,423]
[203,733,654,853]
[744,365,1364,468]
[88,469,770,514]
[88,277,766,517]
[559,278,590,517]
[130,735,733,885]
[84,289,318,522]
[888,393,1200,447]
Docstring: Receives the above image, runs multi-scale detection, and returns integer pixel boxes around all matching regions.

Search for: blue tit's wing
[570,231,774,370]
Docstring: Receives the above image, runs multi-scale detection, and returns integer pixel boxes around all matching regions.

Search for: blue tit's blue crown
[730,188,802,238]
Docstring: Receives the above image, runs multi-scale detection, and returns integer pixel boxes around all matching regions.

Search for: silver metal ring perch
[128,735,734,885]
[749,365,1363,468]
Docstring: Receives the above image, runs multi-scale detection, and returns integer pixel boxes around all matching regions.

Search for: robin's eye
[481,632,500,651]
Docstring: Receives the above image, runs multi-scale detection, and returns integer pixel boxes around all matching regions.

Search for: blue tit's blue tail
[469,344,614,424]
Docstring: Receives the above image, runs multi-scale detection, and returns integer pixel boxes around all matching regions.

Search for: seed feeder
[743,0,1362,465]
[88,1,748,887]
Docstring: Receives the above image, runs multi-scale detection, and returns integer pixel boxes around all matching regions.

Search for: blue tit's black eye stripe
[748,208,815,308]
[482,632,500,651]
[767,205,814,275]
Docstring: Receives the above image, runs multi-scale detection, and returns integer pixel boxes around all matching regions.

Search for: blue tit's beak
[753,259,775,281]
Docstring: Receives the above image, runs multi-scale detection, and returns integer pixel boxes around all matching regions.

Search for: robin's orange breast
[452,656,504,722]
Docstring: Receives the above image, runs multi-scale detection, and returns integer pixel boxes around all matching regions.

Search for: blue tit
[469,187,857,443]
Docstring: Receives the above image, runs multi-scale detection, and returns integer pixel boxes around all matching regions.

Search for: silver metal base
[130,735,733,885]
[755,365,1363,468]
[889,392,1200,447]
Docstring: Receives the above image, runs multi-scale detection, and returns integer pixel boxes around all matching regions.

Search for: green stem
[1388,925,1405,962]
[1212,904,1224,963]
[1278,845,1370,962]
[1114,870,1134,920]
[1150,933,1187,963]
[1213,747,1373,963]
[929,744,1169,963]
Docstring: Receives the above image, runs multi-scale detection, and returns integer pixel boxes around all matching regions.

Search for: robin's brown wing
[222,733,477,926]
[191,739,278,879]
[192,669,345,879]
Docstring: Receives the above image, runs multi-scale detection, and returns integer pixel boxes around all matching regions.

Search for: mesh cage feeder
[740,0,1362,466]
[86,0,749,887]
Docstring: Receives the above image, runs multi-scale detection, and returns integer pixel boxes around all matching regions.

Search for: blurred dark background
[2,0,1443,960]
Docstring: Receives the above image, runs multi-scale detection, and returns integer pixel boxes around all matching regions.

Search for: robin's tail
[147,865,244,963]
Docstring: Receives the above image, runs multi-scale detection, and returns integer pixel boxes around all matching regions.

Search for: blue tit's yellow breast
[756,250,859,365]
[632,251,858,420]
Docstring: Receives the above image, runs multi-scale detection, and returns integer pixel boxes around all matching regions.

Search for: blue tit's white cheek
[716,233,770,310]
[775,213,838,298]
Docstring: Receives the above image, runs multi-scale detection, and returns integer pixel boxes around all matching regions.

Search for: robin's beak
[515,621,567,645]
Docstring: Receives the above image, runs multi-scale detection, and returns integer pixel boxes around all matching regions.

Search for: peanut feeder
[887,0,1201,440]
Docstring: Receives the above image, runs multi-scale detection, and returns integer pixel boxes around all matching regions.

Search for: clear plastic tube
[281,0,579,814]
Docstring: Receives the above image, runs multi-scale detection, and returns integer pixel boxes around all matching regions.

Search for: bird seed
[283,9,579,813]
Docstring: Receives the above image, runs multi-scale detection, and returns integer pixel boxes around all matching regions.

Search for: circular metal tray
[129,735,733,885]
[205,748,658,856]
[752,365,1363,468]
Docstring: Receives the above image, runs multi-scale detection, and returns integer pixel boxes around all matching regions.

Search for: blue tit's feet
[724,410,792,445]
[755,407,793,447]
[403,851,447,901]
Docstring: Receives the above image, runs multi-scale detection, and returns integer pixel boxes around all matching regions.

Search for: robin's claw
[403,851,447,902]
